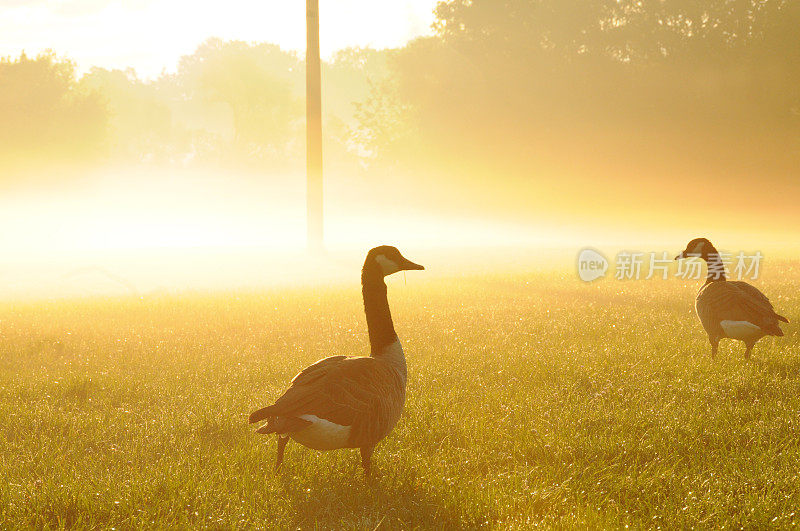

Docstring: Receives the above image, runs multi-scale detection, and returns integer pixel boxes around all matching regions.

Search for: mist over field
[3,1,799,280]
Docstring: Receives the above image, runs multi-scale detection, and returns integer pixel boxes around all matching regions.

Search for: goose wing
[727,281,788,321]
[248,355,347,426]
[697,281,787,330]
[727,281,773,307]
[251,356,405,447]
[289,355,350,386]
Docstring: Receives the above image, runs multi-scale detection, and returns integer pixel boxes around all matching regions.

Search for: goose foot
[275,436,289,472]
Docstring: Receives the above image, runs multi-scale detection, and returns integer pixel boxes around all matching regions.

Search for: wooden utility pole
[306,0,323,251]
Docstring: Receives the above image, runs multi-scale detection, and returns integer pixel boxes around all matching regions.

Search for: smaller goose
[248,246,424,477]
[676,238,788,359]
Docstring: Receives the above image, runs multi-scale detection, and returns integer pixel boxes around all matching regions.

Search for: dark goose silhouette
[249,246,424,476]
[676,238,788,359]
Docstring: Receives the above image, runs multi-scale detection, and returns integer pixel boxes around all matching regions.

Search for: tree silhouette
[0,51,107,171]
[359,0,799,181]
[175,39,302,161]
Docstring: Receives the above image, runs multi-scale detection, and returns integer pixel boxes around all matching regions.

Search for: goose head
[675,237,716,261]
[364,246,424,277]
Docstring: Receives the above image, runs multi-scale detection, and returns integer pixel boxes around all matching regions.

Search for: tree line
[366,0,799,184]
[0,40,389,177]
[2,0,798,194]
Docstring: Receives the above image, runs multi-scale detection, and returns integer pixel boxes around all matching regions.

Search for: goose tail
[249,407,312,435]
[764,321,785,337]
[249,405,275,424]
[255,417,278,434]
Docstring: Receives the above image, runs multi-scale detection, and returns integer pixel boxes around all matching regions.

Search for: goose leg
[744,343,754,360]
[360,446,374,478]
[709,337,719,359]
[275,436,289,472]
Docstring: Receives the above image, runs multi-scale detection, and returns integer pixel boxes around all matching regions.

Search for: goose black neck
[703,244,726,283]
[361,266,397,355]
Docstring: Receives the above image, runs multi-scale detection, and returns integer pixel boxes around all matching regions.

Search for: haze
[1,0,798,298]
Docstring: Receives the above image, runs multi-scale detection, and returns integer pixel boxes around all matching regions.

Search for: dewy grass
[0,268,798,528]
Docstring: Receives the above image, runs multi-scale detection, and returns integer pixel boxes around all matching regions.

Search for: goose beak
[400,258,424,271]
[675,252,685,260]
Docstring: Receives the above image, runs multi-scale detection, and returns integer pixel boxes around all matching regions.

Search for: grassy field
[1,263,799,529]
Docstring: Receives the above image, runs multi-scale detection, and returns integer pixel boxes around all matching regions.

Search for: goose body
[677,238,788,358]
[248,246,423,476]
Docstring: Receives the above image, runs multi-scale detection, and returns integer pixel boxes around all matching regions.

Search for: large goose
[675,238,788,359]
[248,246,424,476]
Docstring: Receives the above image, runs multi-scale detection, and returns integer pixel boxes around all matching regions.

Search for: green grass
[1,266,799,529]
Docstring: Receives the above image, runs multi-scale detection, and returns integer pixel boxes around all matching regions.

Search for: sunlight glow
[0,1,438,78]
[0,168,569,299]
[0,168,559,258]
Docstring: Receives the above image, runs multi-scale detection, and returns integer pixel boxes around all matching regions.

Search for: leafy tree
[80,67,178,162]
[360,0,799,178]
[173,39,303,163]
[0,51,107,170]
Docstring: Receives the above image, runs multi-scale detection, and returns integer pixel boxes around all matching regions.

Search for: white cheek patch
[721,320,762,340]
[691,241,706,255]
[375,254,400,275]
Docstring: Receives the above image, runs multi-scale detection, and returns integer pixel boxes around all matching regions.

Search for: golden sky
[0,0,437,78]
